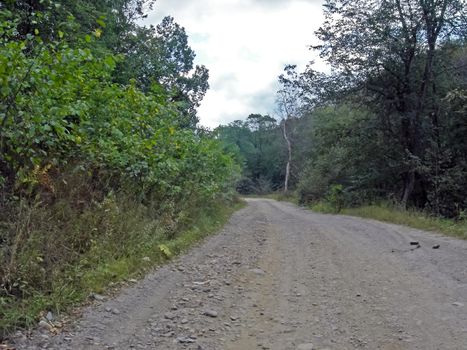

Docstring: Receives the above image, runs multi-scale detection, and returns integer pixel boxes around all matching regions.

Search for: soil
[11,198,467,349]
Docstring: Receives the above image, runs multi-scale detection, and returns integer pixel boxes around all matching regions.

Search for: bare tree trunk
[282,118,292,194]
[401,170,415,209]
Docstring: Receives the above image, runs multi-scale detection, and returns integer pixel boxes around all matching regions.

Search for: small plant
[158,244,173,259]
[310,201,336,214]
[459,209,467,222]
[326,184,345,213]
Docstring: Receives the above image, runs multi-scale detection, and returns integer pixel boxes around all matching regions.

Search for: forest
[217,0,467,219]
[0,0,238,333]
[0,0,466,337]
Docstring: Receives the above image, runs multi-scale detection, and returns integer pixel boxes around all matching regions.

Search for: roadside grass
[309,201,337,214]
[340,204,467,239]
[309,201,467,239]
[0,198,245,337]
[249,192,467,239]
[245,192,299,205]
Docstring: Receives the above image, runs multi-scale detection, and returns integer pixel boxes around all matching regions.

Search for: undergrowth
[249,193,467,239]
[0,6,242,339]
[310,201,467,239]
[246,192,298,205]
[0,194,244,337]
[340,204,467,239]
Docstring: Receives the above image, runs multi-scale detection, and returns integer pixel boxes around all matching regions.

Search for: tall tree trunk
[400,0,444,208]
[401,169,415,208]
[282,118,292,194]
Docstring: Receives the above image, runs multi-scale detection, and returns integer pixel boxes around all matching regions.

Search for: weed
[0,194,244,337]
[341,204,467,239]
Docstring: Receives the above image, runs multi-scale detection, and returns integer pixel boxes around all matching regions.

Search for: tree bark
[401,170,415,208]
[282,118,292,194]
[400,0,447,208]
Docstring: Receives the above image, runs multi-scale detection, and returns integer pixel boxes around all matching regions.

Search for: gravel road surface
[12,198,467,349]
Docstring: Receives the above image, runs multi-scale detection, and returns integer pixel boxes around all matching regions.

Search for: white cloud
[144,0,326,128]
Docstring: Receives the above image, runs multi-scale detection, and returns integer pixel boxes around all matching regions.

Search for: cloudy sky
[144,0,326,128]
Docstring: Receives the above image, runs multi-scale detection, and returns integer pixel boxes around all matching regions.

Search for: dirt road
[14,198,467,349]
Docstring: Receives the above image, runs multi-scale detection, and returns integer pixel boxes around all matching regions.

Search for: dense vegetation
[0,0,238,334]
[217,0,467,219]
[1,0,466,337]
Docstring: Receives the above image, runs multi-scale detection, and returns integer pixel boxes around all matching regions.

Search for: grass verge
[245,192,299,205]
[310,201,467,239]
[340,204,467,239]
[0,197,245,337]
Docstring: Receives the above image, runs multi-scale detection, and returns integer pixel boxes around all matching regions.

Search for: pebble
[177,336,196,343]
[37,320,53,332]
[91,293,106,301]
[250,268,266,275]
[164,312,177,320]
[17,202,459,350]
[203,309,218,318]
[45,312,54,321]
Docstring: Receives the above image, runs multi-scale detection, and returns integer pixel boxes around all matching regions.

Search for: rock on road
[14,198,467,350]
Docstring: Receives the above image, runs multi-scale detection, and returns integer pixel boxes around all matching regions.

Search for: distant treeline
[217,0,467,219]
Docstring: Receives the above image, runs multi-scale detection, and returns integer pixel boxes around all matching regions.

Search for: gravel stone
[9,199,467,350]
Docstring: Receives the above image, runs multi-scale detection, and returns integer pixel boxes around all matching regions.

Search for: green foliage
[326,184,344,213]
[1,1,206,128]
[113,16,210,128]
[158,244,173,259]
[310,201,337,214]
[296,105,387,204]
[269,0,467,219]
[0,195,243,335]
[0,5,238,336]
[0,15,236,202]
[308,201,467,239]
[305,0,467,215]
[341,204,467,240]
[215,115,285,194]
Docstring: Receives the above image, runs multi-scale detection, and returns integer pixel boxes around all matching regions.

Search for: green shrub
[326,184,344,213]
[0,15,240,336]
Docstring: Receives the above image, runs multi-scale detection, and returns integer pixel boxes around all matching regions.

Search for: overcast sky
[144,0,326,128]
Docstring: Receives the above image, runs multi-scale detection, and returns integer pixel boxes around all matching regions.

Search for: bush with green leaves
[0,16,236,201]
[0,13,238,333]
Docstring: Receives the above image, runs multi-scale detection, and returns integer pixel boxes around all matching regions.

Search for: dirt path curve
[14,198,467,350]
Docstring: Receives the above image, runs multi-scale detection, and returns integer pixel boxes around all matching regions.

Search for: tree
[115,16,209,128]
[277,65,303,194]
[314,0,467,207]
[215,115,285,194]
[0,10,238,330]
[1,0,156,43]
[1,2,207,128]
